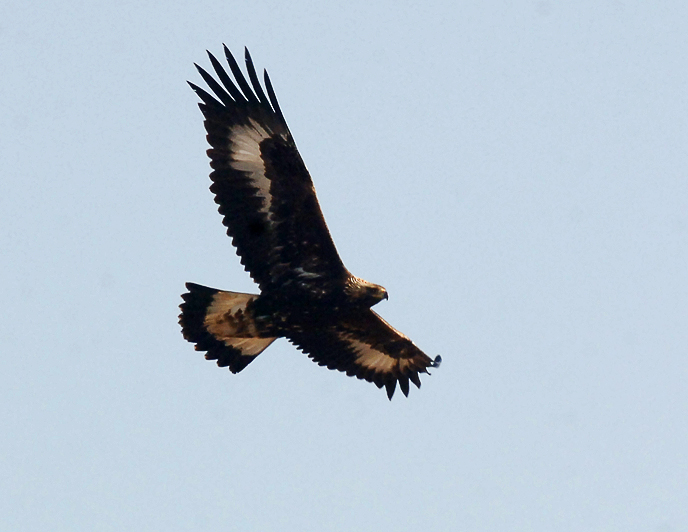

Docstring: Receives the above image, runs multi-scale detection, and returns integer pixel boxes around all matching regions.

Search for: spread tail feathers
[179,282,276,373]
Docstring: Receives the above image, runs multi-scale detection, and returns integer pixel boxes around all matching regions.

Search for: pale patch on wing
[294,267,321,279]
[345,336,418,375]
[229,118,274,214]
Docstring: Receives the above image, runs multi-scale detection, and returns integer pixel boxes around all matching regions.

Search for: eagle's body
[179,46,440,399]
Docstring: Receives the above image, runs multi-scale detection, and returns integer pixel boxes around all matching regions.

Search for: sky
[2,1,687,531]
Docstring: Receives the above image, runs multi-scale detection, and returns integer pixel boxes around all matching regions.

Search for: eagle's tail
[179,282,276,373]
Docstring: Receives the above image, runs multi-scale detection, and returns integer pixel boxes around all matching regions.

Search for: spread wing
[189,46,348,293]
[287,310,442,399]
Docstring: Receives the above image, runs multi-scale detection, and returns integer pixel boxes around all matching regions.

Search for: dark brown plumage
[179,46,440,399]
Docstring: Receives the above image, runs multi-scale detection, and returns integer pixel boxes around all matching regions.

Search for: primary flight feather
[179,46,441,399]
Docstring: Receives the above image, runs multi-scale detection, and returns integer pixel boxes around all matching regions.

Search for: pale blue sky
[2,1,687,531]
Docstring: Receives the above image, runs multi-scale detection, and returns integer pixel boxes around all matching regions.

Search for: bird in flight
[179,46,441,399]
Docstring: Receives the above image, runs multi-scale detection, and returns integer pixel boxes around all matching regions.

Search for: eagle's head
[345,276,389,307]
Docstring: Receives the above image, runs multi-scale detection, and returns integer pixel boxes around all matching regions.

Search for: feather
[180,47,440,400]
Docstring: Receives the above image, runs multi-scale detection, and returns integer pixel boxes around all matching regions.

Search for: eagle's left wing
[287,310,441,399]
[189,47,349,294]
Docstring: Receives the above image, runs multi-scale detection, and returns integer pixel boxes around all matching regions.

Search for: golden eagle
[179,46,441,399]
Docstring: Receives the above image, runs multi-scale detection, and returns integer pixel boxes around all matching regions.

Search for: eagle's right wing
[189,46,348,292]
[287,309,441,399]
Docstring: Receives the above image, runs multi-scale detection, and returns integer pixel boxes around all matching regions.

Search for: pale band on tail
[179,282,276,374]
